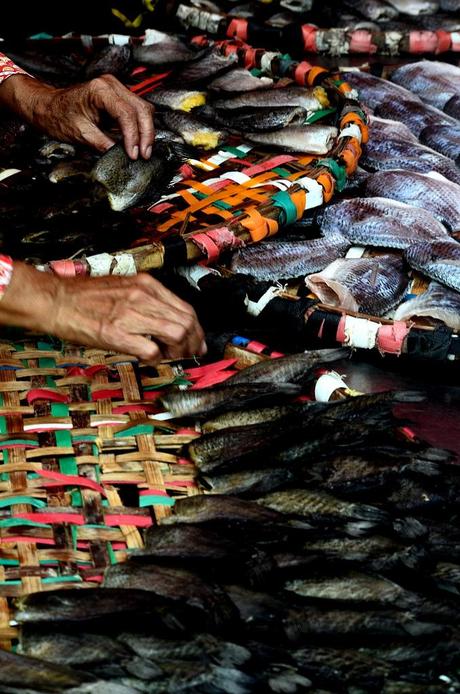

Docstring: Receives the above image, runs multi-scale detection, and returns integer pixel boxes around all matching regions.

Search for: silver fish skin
[386,0,439,12]
[404,239,460,292]
[342,0,399,19]
[200,467,295,496]
[342,71,421,111]
[369,115,419,144]
[229,348,347,385]
[213,86,330,111]
[361,135,460,185]
[305,254,409,316]
[175,49,238,83]
[145,88,206,111]
[244,125,338,155]
[197,105,307,133]
[363,170,460,232]
[375,98,460,140]
[230,232,350,281]
[208,68,273,92]
[390,60,460,111]
[285,573,410,607]
[394,281,460,330]
[92,141,188,211]
[161,382,300,417]
[133,42,197,66]
[444,94,460,121]
[419,124,460,164]
[161,111,226,150]
[321,197,450,249]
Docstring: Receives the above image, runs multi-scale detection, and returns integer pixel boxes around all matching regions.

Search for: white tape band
[296,176,324,209]
[245,287,279,317]
[338,123,362,143]
[315,371,348,402]
[344,316,380,350]
[177,264,219,290]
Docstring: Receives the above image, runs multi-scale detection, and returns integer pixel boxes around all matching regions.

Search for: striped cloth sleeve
[0,53,28,84]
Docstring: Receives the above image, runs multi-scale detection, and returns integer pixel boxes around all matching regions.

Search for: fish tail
[312,348,349,363]
[392,390,427,403]
[392,517,428,541]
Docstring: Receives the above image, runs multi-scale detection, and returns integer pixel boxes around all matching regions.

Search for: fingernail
[145,145,152,159]
[132,145,139,160]
[200,340,208,355]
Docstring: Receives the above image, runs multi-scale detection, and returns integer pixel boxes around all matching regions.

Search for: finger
[91,82,140,159]
[117,335,163,364]
[119,310,203,358]
[135,274,198,317]
[135,100,155,159]
[77,120,115,152]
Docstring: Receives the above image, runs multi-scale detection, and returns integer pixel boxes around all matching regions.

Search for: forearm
[0,261,58,333]
[0,71,55,128]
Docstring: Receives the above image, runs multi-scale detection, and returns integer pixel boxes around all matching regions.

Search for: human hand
[0,263,206,363]
[0,73,154,159]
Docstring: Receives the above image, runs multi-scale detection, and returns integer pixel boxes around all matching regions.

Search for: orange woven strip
[291,189,307,218]
[240,207,279,242]
[340,112,369,143]
[316,172,335,202]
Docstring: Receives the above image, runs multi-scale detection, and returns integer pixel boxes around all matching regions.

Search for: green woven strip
[272,167,291,178]
[139,495,175,508]
[114,423,155,438]
[222,146,248,158]
[0,518,51,529]
[1,438,39,447]
[306,107,336,124]
[0,496,47,509]
[42,575,83,584]
[0,559,18,566]
[271,190,299,225]
[107,543,118,566]
[0,411,8,471]
[317,158,347,192]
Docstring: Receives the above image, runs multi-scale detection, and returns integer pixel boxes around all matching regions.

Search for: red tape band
[435,30,451,53]
[349,30,376,54]
[294,61,313,85]
[185,358,237,379]
[227,18,248,41]
[301,24,318,52]
[191,370,236,389]
[377,321,410,356]
[243,155,296,176]
[14,512,152,527]
[246,340,268,354]
[190,232,221,264]
[36,470,107,496]
[336,315,347,343]
[409,31,438,53]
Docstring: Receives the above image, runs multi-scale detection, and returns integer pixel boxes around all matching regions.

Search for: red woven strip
[246,340,269,354]
[227,18,248,41]
[185,358,237,379]
[36,470,107,495]
[243,155,296,176]
[15,512,152,527]
[27,389,70,405]
[191,370,236,389]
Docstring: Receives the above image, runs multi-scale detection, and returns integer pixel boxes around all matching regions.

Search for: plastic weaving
[0,337,201,644]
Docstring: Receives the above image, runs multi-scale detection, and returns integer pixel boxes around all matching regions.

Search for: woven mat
[0,337,202,645]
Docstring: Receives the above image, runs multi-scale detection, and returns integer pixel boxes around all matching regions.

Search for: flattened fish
[208,68,273,92]
[394,281,460,330]
[342,0,399,19]
[364,170,460,231]
[375,99,459,140]
[390,60,460,112]
[361,135,460,185]
[84,45,131,79]
[245,125,338,155]
[385,0,439,12]
[369,115,419,144]
[419,124,460,163]
[197,105,307,133]
[404,239,460,292]
[230,232,350,280]
[321,197,450,249]
[444,94,460,121]
[229,348,347,384]
[160,382,300,417]
[342,71,421,111]
[305,255,409,315]
[145,88,206,112]
[161,111,226,149]
[160,494,285,526]
[175,49,237,83]
[214,86,330,111]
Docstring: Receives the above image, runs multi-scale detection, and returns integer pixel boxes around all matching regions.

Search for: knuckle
[170,324,187,344]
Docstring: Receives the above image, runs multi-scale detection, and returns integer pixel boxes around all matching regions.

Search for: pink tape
[435,30,451,54]
[243,155,296,176]
[49,260,77,277]
[349,30,376,54]
[246,340,267,354]
[191,370,236,389]
[244,48,257,69]
[336,315,347,343]
[301,24,317,52]
[227,19,248,41]
[294,61,313,85]
[377,321,410,356]
[186,358,237,380]
[409,31,438,53]
[191,228,243,264]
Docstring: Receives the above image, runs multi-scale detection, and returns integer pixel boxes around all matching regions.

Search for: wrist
[0,262,60,333]
[0,74,56,127]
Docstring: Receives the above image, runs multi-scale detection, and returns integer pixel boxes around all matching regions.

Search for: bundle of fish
[6,350,460,693]
[231,58,460,332]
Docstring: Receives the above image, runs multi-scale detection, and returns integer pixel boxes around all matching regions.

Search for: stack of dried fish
[7,351,460,693]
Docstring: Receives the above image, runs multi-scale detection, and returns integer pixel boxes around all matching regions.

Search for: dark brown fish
[228,348,346,385]
[200,466,295,496]
[19,629,126,666]
[0,648,86,691]
[197,104,307,133]
[84,45,132,79]
[160,494,285,526]
[161,382,301,418]
[342,70,421,111]
[175,49,238,83]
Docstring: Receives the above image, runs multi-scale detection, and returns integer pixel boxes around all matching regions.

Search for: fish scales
[244,125,338,155]
[394,281,460,331]
[208,68,273,92]
[419,124,460,163]
[305,254,409,315]
[285,573,410,607]
[230,233,350,280]
[390,60,460,112]
[198,105,308,133]
[364,170,460,231]
[404,240,460,292]
[321,197,449,249]
[342,71,422,111]
[213,86,330,111]
[228,348,346,385]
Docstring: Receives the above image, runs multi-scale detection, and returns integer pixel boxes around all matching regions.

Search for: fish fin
[402,460,443,477]
[345,521,379,537]
[419,447,456,463]
[392,517,428,541]
[165,140,198,162]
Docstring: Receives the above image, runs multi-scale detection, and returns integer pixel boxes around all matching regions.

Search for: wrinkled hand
[0,73,154,159]
[1,263,206,364]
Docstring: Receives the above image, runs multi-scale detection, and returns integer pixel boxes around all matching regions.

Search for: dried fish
[208,68,273,92]
[305,254,409,315]
[404,239,460,292]
[145,88,206,112]
[161,111,226,150]
[214,86,330,111]
[244,125,338,155]
[394,282,460,330]
[229,348,346,384]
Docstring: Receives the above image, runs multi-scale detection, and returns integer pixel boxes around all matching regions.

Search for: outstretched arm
[0,53,154,159]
